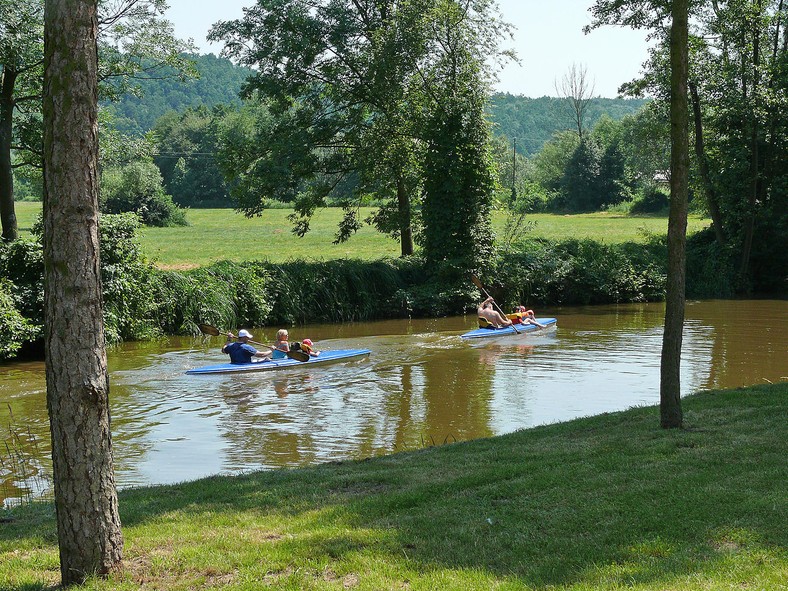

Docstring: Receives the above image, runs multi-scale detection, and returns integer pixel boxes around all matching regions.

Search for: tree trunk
[43,0,123,585]
[739,1,762,286]
[397,174,414,257]
[688,80,725,247]
[0,66,19,241]
[660,0,689,430]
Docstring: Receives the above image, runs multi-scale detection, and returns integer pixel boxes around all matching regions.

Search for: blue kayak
[460,318,557,340]
[186,348,371,375]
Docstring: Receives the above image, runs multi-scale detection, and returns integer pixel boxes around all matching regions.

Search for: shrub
[630,185,669,214]
[176,261,273,333]
[0,279,39,360]
[264,258,408,324]
[99,213,166,342]
[101,161,187,227]
[685,229,737,299]
[487,238,667,307]
[0,238,44,325]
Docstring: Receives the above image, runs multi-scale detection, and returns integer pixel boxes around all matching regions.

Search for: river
[2,299,786,506]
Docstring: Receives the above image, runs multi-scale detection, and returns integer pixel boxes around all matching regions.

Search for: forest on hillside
[488,93,649,155]
[103,53,647,153]
[104,53,252,135]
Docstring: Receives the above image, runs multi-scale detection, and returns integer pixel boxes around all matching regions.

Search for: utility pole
[512,138,517,200]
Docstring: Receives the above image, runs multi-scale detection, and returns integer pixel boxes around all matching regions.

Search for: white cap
[238,329,253,339]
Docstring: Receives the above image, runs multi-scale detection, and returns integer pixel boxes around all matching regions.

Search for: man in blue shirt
[222,329,271,364]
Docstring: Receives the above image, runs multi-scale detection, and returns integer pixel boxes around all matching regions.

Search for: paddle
[470,275,522,334]
[197,323,310,362]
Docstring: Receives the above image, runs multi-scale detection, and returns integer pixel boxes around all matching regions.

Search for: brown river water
[1,299,786,506]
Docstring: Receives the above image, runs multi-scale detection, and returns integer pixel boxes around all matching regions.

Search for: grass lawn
[1,383,786,590]
[13,202,710,269]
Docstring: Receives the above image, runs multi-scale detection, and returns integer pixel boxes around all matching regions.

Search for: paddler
[222,329,271,364]
[477,296,513,328]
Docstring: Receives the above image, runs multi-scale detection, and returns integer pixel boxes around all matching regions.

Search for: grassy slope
[2,383,785,590]
[13,202,710,268]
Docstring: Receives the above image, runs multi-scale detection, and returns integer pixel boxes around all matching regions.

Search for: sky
[163,0,652,98]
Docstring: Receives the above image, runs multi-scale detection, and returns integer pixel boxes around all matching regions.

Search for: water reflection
[1,299,786,504]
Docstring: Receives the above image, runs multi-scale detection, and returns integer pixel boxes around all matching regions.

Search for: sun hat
[302,338,313,346]
[238,329,253,338]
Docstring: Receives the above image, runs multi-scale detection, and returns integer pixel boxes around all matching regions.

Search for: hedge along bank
[3,214,740,361]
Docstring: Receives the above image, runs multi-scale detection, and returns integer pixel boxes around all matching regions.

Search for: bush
[630,185,669,214]
[0,238,44,325]
[177,262,273,333]
[264,258,409,324]
[101,161,187,227]
[99,213,166,342]
[685,229,737,299]
[486,238,667,307]
[0,279,39,360]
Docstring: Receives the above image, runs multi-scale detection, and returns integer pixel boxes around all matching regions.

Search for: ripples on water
[2,299,786,501]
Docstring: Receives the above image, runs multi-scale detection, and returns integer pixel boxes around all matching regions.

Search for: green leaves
[209,0,512,261]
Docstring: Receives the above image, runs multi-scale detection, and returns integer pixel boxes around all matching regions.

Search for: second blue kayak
[460,318,557,339]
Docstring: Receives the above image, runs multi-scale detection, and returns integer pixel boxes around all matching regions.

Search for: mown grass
[1,383,785,591]
[13,202,710,268]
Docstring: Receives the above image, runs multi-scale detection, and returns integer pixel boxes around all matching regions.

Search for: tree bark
[660,0,689,430]
[43,0,123,585]
[0,66,19,241]
[688,80,725,247]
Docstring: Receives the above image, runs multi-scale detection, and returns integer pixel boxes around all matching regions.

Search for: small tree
[560,137,603,211]
[527,130,580,201]
[101,160,186,226]
[152,106,230,207]
[555,62,596,139]
[660,0,689,429]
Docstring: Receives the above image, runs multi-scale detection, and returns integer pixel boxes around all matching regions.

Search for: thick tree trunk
[0,66,19,241]
[660,0,689,430]
[397,175,414,257]
[43,0,123,585]
[689,80,725,247]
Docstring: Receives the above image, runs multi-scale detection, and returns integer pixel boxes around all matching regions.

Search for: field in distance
[14,202,710,269]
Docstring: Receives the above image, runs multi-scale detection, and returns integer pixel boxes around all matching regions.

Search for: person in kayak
[222,329,271,364]
[300,338,320,357]
[510,305,547,328]
[271,329,290,360]
[478,296,513,328]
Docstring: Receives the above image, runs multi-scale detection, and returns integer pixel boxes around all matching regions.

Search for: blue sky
[165,0,652,98]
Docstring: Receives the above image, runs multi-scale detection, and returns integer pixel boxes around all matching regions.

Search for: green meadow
[2,384,785,590]
[13,202,710,268]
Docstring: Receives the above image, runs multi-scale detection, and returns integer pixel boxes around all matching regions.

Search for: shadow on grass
[2,384,786,590]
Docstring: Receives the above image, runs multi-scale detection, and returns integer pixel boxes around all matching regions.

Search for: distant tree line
[488,93,649,156]
[105,53,251,135]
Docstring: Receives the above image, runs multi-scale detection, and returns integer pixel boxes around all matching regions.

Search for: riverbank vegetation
[2,208,729,360]
[2,383,785,590]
